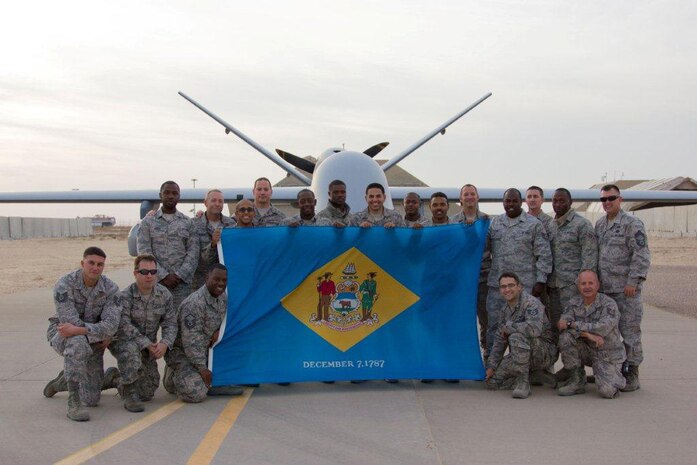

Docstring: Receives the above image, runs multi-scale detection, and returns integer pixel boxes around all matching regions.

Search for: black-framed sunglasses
[599,195,619,203]
[136,269,158,276]
[237,207,254,213]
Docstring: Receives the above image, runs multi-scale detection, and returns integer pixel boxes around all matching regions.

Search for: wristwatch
[566,320,573,329]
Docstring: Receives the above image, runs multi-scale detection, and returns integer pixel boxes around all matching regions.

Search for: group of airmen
[43,177,650,421]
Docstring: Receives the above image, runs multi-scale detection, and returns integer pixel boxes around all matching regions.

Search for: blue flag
[212,222,488,384]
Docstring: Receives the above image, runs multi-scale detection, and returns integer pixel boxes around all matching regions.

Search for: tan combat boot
[101,367,120,391]
[557,367,586,396]
[512,371,531,399]
[163,365,176,394]
[122,382,145,412]
[67,382,89,422]
[43,370,67,398]
[620,365,640,392]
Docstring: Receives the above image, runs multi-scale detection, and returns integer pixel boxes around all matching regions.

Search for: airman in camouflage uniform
[192,189,236,289]
[137,181,199,310]
[252,177,287,226]
[165,265,242,402]
[525,185,553,230]
[557,270,626,398]
[109,254,177,412]
[547,188,598,331]
[403,192,423,226]
[44,247,121,421]
[485,188,552,354]
[282,190,333,226]
[485,272,557,399]
[350,182,406,227]
[595,184,651,391]
[316,180,353,226]
[450,185,491,354]
[411,192,450,228]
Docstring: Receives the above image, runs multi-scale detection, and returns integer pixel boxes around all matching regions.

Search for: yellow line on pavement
[54,399,186,465]
[186,389,254,465]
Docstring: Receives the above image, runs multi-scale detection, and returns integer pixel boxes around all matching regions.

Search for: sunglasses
[136,269,158,276]
[599,195,619,203]
[237,207,254,213]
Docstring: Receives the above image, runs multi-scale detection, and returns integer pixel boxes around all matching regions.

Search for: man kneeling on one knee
[108,254,177,412]
[485,272,557,399]
[163,264,243,402]
[557,270,626,399]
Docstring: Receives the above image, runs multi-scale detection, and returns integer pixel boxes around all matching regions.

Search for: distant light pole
[191,178,198,216]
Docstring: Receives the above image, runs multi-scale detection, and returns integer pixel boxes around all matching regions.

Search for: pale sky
[1,0,695,224]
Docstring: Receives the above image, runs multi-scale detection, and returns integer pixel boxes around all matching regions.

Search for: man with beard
[413,192,450,227]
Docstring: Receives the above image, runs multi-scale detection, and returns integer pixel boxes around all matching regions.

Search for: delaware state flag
[212,222,487,385]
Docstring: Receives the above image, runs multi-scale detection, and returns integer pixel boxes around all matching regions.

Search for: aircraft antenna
[381,92,492,172]
[178,92,312,186]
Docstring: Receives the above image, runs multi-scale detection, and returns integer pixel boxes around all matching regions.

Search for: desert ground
[0,229,695,318]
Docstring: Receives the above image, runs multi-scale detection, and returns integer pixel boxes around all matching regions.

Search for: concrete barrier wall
[0,217,93,240]
[579,205,697,237]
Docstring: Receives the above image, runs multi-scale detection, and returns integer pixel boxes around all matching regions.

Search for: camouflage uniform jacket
[281,214,333,226]
[404,215,423,227]
[137,209,199,284]
[49,270,121,343]
[487,291,553,369]
[350,207,406,227]
[115,282,177,350]
[171,286,227,371]
[486,212,552,289]
[418,217,450,227]
[451,210,491,284]
[193,213,236,278]
[547,209,598,288]
[531,211,553,232]
[595,210,651,292]
[316,203,353,225]
[561,292,625,361]
[254,205,287,226]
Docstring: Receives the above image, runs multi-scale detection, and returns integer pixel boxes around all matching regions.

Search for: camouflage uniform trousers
[490,333,558,389]
[47,320,106,407]
[476,282,488,351]
[109,340,160,401]
[485,288,505,355]
[559,331,626,397]
[169,283,193,313]
[548,284,580,341]
[606,291,643,366]
[166,350,207,403]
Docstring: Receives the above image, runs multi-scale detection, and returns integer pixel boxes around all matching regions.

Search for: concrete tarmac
[1,268,695,465]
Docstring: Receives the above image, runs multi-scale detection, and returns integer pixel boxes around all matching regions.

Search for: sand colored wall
[0,217,93,240]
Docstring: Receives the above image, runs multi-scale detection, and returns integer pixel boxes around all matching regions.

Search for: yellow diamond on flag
[281,247,420,352]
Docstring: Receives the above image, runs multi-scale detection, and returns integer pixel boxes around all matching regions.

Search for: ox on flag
[211,222,488,385]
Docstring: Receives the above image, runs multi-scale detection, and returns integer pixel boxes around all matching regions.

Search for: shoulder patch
[184,313,197,330]
[634,230,647,248]
[55,291,68,303]
[527,307,538,316]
